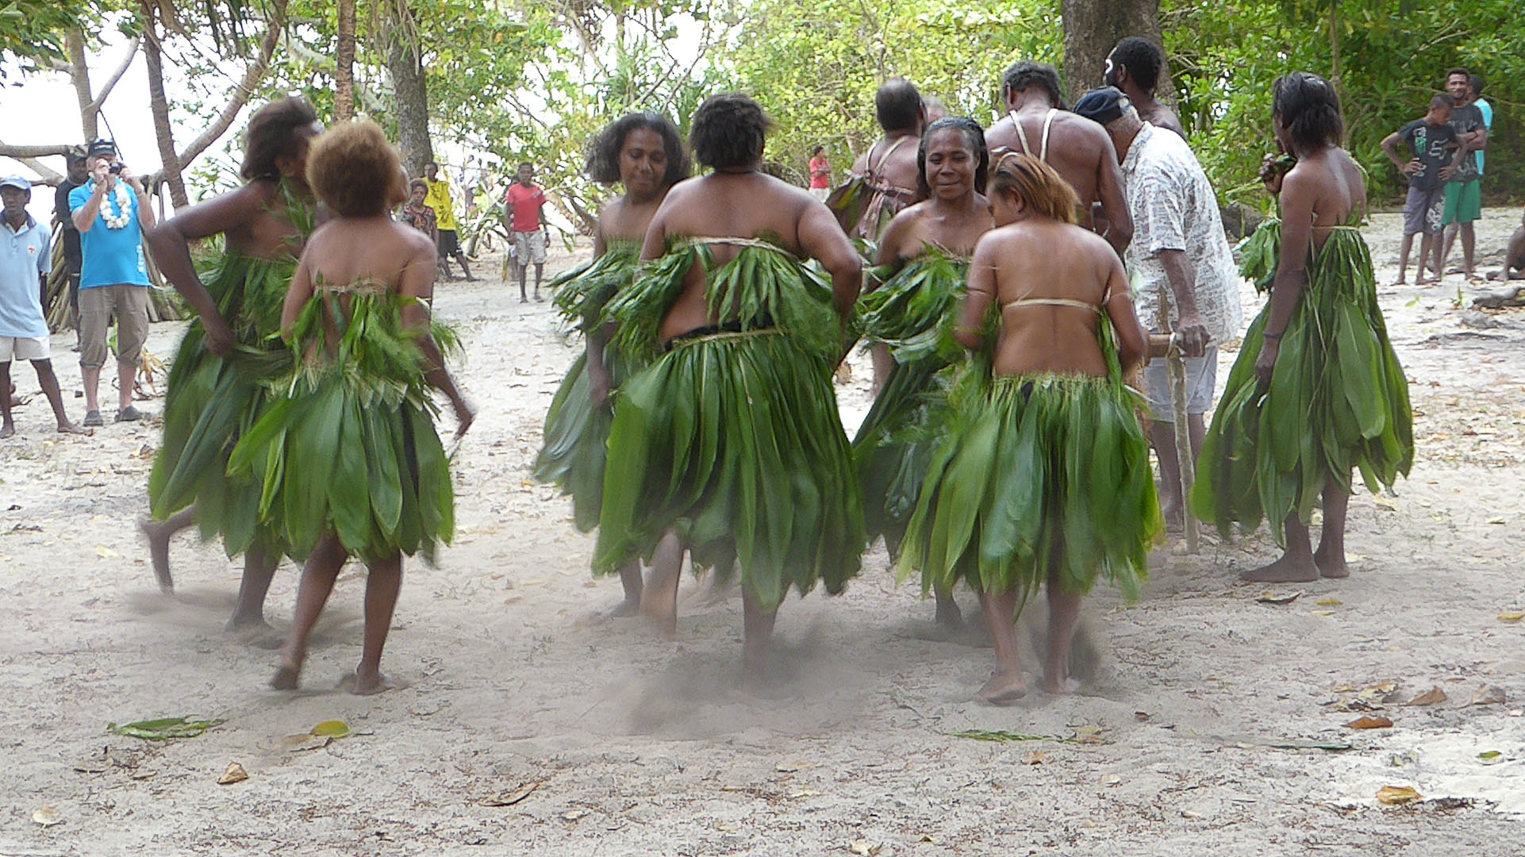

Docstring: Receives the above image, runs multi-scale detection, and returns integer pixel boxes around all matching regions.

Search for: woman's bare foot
[139,519,175,593]
[350,669,394,696]
[977,670,1028,705]
[57,421,92,436]
[270,662,301,690]
[934,592,964,631]
[0,423,13,439]
[1314,547,1349,579]
[1240,554,1319,583]
[599,596,641,619]
[1042,675,1080,695]
[226,612,272,633]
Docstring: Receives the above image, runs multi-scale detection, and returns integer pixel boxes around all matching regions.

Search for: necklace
[101,182,134,230]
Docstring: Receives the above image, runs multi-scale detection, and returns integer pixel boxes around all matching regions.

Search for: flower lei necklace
[101,181,134,230]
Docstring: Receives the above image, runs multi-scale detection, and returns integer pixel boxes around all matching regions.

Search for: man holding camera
[69,138,155,426]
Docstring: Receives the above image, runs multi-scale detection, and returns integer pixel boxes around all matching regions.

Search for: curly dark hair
[916,117,989,198]
[584,112,690,188]
[306,121,403,217]
[1002,61,1066,110]
[1109,37,1163,92]
[1469,73,1485,97]
[875,78,923,133]
[689,93,772,170]
[408,178,429,194]
[241,96,319,181]
[1272,72,1344,152]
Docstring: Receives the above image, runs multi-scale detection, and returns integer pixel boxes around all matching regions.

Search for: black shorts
[437,228,460,257]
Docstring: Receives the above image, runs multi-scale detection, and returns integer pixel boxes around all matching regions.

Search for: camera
[109,163,124,175]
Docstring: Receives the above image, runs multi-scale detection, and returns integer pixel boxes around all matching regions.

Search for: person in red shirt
[808,145,831,201]
[504,162,548,301]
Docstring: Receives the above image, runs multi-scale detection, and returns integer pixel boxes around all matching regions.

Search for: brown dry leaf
[1344,715,1394,729]
[1255,590,1303,605]
[32,807,61,827]
[1310,610,1336,617]
[1315,598,1343,606]
[1498,612,1524,623]
[1377,785,1422,806]
[848,841,883,856]
[1408,687,1448,706]
[1470,685,1507,707]
[480,779,544,807]
[1025,751,1049,765]
[217,762,248,785]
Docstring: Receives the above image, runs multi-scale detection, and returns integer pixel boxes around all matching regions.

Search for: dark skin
[957,185,1145,702]
[583,126,675,619]
[272,171,474,696]
[1244,115,1366,584]
[425,163,475,281]
[1380,104,1455,286]
[985,85,1133,254]
[638,143,861,692]
[139,121,322,629]
[1437,74,1488,280]
[874,128,993,633]
[1491,208,1525,281]
[1104,50,1187,140]
[506,164,547,301]
[0,186,90,439]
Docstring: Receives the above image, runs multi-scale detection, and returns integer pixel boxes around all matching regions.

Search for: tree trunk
[142,9,188,208]
[335,0,357,121]
[387,18,432,179]
[68,28,96,141]
[1060,0,1164,105]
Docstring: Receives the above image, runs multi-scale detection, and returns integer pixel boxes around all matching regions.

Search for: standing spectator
[423,161,476,281]
[1104,37,1187,139]
[504,162,548,302]
[69,138,155,426]
[1077,87,1242,528]
[400,178,438,244]
[1,176,87,437]
[1437,68,1486,281]
[808,145,831,201]
[1380,94,1457,285]
[52,149,89,346]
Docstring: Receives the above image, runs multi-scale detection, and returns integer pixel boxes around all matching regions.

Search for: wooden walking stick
[1152,286,1200,553]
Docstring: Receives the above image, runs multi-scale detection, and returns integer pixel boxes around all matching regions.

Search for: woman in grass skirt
[142,97,323,630]
[232,121,474,695]
[898,153,1158,703]
[593,94,866,689]
[535,112,689,616]
[854,116,993,631]
[1192,73,1412,583]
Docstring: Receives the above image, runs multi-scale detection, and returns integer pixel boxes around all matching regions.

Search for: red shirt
[505,182,546,232]
[809,156,831,189]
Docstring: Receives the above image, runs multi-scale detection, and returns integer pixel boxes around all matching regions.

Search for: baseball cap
[0,176,31,191]
[87,138,118,158]
[1074,87,1130,126]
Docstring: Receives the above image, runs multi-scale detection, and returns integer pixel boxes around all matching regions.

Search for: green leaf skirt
[533,346,642,533]
[897,373,1160,604]
[594,329,867,611]
[1191,224,1413,541]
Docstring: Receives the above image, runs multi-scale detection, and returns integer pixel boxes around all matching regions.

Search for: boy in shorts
[1381,93,1457,285]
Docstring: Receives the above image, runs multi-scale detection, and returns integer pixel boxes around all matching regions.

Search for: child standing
[1380,93,1457,285]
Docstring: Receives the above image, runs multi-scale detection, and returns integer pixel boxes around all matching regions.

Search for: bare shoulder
[395,219,437,255]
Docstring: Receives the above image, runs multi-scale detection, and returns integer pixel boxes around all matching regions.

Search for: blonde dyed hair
[989,152,1079,224]
[306,120,403,217]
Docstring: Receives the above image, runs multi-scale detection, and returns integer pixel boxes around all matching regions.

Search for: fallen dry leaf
[1256,590,1303,605]
[1025,751,1049,765]
[1344,715,1394,729]
[848,841,883,856]
[480,779,544,807]
[95,546,119,559]
[1470,686,1507,707]
[1407,687,1447,706]
[1310,610,1336,617]
[32,807,61,827]
[1498,612,1524,623]
[1376,785,1422,806]
[218,762,248,785]
[1315,598,1343,607]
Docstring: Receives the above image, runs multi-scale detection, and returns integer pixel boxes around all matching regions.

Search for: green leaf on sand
[949,730,1055,743]
[108,717,227,741]
[311,720,351,738]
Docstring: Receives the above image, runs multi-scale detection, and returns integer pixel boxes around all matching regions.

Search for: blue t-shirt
[68,181,151,289]
[0,215,52,339]
[1476,98,1493,176]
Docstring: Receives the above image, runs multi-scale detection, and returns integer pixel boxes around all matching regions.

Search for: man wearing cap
[69,139,155,426]
[53,148,89,345]
[2,176,89,437]
[1076,87,1241,527]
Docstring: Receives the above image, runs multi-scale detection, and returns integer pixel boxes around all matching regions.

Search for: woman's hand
[1254,336,1280,389]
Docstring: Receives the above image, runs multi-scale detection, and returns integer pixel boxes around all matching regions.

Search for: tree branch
[0,142,79,158]
[87,38,141,113]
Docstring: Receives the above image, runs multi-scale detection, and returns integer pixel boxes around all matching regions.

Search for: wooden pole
[1155,287,1199,553]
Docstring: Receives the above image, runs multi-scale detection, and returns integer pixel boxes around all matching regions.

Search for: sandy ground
[3,210,1525,856]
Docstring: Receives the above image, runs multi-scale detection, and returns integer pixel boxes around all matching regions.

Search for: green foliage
[0,0,92,76]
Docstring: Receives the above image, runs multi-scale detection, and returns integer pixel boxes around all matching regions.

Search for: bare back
[284,216,438,350]
[850,133,922,198]
[985,110,1122,229]
[641,171,860,341]
[965,218,1141,378]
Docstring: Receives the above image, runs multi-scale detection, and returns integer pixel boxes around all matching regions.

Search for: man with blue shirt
[69,139,155,426]
[1,176,88,438]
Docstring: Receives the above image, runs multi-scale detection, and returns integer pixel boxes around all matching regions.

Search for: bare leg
[1393,233,1413,285]
[1438,222,1459,275]
[140,506,198,592]
[1241,513,1319,583]
[33,361,87,434]
[1461,222,1477,279]
[602,559,643,618]
[1313,478,1351,579]
[0,362,12,438]
[116,360,135,411]
[456,253,476,281]
[933,584,963,630]
[1148,414,1205,529]
[81,365,101,415]
[740,586,777,695]
[870,344,894,396]
[533,263,544,300]
[353,550,402,695]
[640,530,683,637]
[1042,569,1082,695]
[228,544,279,630]
[976,586,1027,704]
[517,263,528,301]
[271,534,347,689]
[1421,233,1442,283]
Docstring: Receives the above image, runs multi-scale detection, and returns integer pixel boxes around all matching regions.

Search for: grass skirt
[897,373,1159,602]
[594,331,866,611]
[1191,223,1413,540]
[228,289,455,563]
[148,251,297,558]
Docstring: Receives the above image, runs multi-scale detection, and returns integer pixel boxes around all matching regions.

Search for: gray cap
[1074,87,1130,126]
[0,176,32,191]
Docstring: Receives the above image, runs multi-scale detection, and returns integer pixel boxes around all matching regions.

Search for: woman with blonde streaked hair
[897,152,1161,704]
